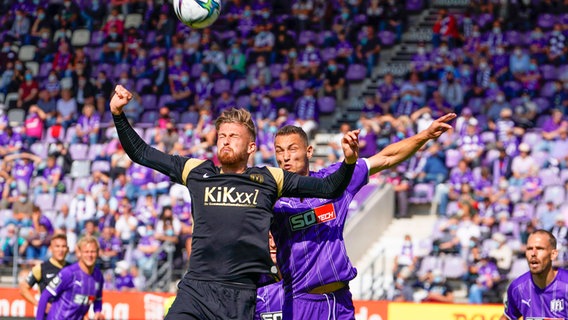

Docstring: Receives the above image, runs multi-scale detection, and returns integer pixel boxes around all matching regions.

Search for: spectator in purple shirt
[294,86,318,137]
[114,260,136,292]
[98,226,122,271]
[458,119,483,166]
[34,154,63,198]
[73,104,100,145]
[468,254,502,304]
[134,224,161,279]
[270,72,294,112]
[547,24,567,65]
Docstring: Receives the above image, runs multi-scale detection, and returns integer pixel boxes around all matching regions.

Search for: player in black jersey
[110,85,358,320]
[19,233,68,309]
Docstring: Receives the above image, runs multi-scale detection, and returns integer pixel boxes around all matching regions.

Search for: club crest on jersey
[550,299,564,312]
[260,312,282,320]
[289,203,336,231]
[250,174,264,184]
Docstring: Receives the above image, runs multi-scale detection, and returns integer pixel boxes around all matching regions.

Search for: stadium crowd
[0,0,567,305]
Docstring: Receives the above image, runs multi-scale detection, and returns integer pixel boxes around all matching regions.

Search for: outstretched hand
[425,113,457,140]
[110,85,133,115]
[342,129,360,164]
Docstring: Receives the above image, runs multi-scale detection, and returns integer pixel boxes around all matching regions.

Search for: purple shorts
[283,286,355,320]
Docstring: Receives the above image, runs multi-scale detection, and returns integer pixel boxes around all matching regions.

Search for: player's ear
[248,141,257,154]
[306,145,314,159]
[552,248,559,261]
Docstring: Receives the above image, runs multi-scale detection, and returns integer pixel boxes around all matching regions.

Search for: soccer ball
[173,0,222,29]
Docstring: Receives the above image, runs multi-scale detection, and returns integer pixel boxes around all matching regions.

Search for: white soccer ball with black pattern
[173,0,222,29]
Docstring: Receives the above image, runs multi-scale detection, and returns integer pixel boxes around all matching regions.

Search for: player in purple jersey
[272,113,456,319]
[36,236,104,320]
[503,230,568,320]
[255,233,284,320]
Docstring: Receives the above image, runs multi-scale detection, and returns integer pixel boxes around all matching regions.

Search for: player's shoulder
[555,268,568,282]
[509,271,532,291]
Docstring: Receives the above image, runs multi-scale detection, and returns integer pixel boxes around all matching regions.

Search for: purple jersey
[505,268,568,320]
[37,263,103,320]
[272,160,369,294]
[255,280,284,320]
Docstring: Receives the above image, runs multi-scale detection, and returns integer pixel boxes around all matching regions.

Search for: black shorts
[165,277,257,320]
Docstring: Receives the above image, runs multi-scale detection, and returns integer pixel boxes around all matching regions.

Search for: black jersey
[113,112,355,284]
[26,258,67,292]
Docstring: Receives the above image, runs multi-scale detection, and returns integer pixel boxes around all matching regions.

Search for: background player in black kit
[110,84,359,320]
[19,234,68,310]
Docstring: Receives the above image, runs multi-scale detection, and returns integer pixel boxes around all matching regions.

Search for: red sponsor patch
[313,203,336,223]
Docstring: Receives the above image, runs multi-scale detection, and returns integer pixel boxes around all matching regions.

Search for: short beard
[218,149,248,166]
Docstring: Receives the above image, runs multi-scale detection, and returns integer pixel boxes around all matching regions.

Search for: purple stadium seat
[236,95,251,109]
[508,258,529,280]
[232,78,247,95]
[136,78,152,92]
[87,143,106,160]
[139,111,159,128]
[504,81,522,97]
[543,185,566,206]
[86,47,102,61]
[34,194,55,212]
[406,0,424,11]
[521,131,543,148]
[442,256,466,279]
[317,96,336,114]
[345,64,366,82]
[354,14,368,25]
[54,193,72,211]
[445,149,461,168]
[505,30,522,46]
[69,143,89,160]
[72,177,92,193]
[190,64,203,79]
[39,62,52,78]
[298,30,316,46]
[466,97,484,115]
[539,168,563,187]
[476,13,493,29]
[378,31,396,47]
[214,79,231,94]
[180,111,199,126]
[540,65,558,81]
[89,31,105,47]
[537,14,556,30]
[269,64,283,79]
[480,131,496,144]
[141,94,158,110]
[409,183,434,204]
[113,63,131,80]
[293,79,308,92]
[30,141,48,158]
[534,97,551,112]
[145,31,156,45]
[95,63,113,77]
[446,201,459,216]
[417,256,442,277]
[561,13,568,25]
[540,81,557,98]
[532,150,550,168]
[158,94,174,107]
[561,169,568,183]
[320,47,337,61]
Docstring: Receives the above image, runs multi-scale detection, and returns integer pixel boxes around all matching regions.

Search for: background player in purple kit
[255,232,284,320]
[271,113,456,319]
[503,230,568,320]
[36,235,104,320]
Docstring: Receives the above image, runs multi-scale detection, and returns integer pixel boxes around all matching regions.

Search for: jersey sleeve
[93,270,104,313]
[279,161,356,199]
[25,264,41,288]
[503,284,520,320]
[112,112,190,184]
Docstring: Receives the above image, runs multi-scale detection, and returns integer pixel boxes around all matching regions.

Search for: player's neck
[532,268,558,289]
[79,262,95,275]
[220,163,248,174]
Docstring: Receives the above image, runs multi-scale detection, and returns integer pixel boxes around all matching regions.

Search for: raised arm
[367,113,456,176]
[110,85,188,184]
[281,129,359,198]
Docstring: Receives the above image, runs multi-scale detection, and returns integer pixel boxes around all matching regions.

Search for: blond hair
[76,235,100,251]
[215,108,256,141]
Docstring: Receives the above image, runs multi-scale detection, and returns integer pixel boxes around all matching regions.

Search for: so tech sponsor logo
[204,186,260,207]
[289,203,336,231]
